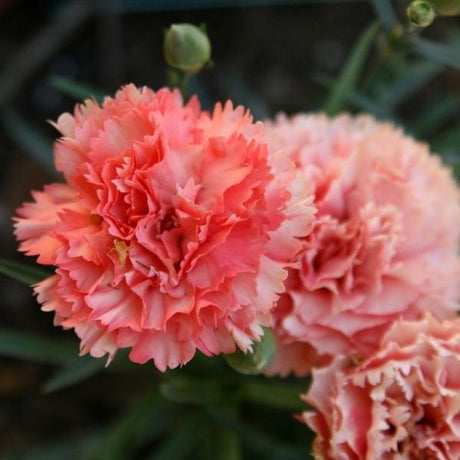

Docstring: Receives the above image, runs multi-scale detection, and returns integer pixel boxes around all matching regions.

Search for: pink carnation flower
[266,114,460,376]
[15,85,314,371]
[302,314,460,459]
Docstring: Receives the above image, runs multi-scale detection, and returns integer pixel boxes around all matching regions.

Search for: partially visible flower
[15,85,315,371]
[265,114,460,376]
[302,314,460,460]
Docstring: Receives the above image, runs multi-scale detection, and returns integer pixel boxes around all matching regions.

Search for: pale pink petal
[302,315,460,459]
[266,113,460,376]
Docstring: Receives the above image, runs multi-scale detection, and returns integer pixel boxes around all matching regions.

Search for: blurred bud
[224,328,276,375]
[407,0,436,27]
[431,0,460,15]
[163,23,211,74]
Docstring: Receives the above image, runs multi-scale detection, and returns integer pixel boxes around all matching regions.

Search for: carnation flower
[266,114,460,376]
[302,314,460,460]
[15,85,314,371]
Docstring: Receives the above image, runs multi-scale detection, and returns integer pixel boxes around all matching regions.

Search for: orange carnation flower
[15,85,314,371]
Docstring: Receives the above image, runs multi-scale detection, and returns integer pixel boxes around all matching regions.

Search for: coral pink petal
[15,85,316,371]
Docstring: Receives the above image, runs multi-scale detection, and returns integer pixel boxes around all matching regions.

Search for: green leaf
[0,258,51,285]
[369,0,397,31]
[98,391,169,460]
[199,421,241,460]
[0,329,77,364]
[150,413,207,460]
[363,52,408,100]
[409,94,460,137]
[380,61,442,109]
[160,376,225,405]
[3,431,104,460]
[0,110,55,173]
[43,356,106,393]
[207,408,307,460]
[412,36,460,70]
[323,21,380,115]
[349,91,400,122]
[313,73,395,120]
[49,75,105,102]
[211,426,241,460]
[206,405,241,460]
[242,379,310,411]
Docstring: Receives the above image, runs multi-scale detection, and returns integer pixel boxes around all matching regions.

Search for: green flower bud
[431,0,460,15]
[163,23,211,74]
[407,0,436,27]
[224,328,276,375]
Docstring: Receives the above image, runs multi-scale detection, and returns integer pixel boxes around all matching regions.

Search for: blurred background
[0,1,459,458]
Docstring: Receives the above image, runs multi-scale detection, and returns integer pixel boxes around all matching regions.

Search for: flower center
[111,239,130,268]
[157,210,179,234]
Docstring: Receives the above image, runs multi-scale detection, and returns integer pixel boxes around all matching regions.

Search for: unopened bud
[224,328,276,375]
[163,23,211,74]
[407,0,436,27]
[431,0,460,15]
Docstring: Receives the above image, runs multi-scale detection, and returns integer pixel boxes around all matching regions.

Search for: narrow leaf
[242,379,310,411]
[0,329,77,364]
[202,405,241,460]
[207,408,307,460]
[49,75,105,102]
[150,414,207,460]
[324,21,380,115]
[410,94,460,137]
[3,431,104,460]
[0,110,55,173]
[98,392,169,460]
[314,73,395,120]
[412,36,460,70]
[43,356,106,393]
[369,0,397,31]
[213,426,241,460]
[0,258,50,285]
[160,376,224,405]
[381,61,441,109]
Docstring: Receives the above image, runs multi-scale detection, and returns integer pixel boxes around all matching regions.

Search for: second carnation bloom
[266,113,460,376]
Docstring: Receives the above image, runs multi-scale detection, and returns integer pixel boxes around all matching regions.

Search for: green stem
[166,68,192,97]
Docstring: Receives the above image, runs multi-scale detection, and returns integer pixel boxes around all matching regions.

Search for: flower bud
[407,0,436,27]
[224,328,276,375]
[163,23,211,74]
[431,0,460,15]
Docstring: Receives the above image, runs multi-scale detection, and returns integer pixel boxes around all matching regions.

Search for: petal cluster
[266,114,460,376]
[15,85,315,371]
[302,314,460,459]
